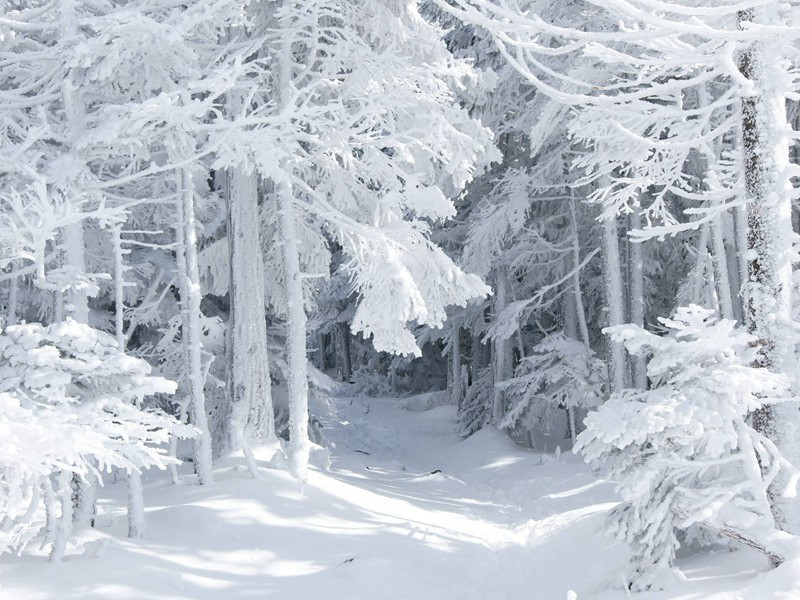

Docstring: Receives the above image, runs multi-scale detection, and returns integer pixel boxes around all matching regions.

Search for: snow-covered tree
[499,332,604,445]
[0,319,192,560]
[576,306,798,590]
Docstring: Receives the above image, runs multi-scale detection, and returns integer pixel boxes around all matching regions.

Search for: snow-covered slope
[1,388,797,599]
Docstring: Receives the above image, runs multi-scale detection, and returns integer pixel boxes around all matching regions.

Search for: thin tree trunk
[710,214,735,321]
[569,199,591,349]
[175,171,214,485]
[628,207,647,389]
[492,268,512,424]
[734,204,750,323]
[277,182,311,481]
[112,222,145,536]
[5,262,18,326]
[450,328,463,410]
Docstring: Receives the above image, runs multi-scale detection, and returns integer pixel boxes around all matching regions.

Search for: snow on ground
[2,383,799,599]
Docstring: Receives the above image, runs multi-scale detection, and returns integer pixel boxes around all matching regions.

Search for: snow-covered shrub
[576,306,796,591]
[458,366,493,437]
[0,319,190,559]
[499,332,604,441]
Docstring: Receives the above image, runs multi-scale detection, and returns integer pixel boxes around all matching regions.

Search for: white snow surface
[2,381,799,599]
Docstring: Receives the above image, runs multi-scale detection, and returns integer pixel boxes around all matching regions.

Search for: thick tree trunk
[49,470,72,562]
[449,328,464,410]
[334,322,352,382]
[738,9,798,530]
[226,165,276,474]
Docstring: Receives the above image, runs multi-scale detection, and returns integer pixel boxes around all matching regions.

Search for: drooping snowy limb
[174,171,214,485]
[226,164,276,474]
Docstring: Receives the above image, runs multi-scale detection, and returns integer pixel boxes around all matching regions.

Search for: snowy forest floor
[2,379,799,599]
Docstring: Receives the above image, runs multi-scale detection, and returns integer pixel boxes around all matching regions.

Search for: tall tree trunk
[276,182,311,481]
[266,6,312,479]
[738,9,798,530]
[601,210,628,394]
[226,165,276,475]
[175,172,214,485]
[112,222,145,536]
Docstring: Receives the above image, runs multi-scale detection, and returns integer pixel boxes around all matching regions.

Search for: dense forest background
[3,0,800,595]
